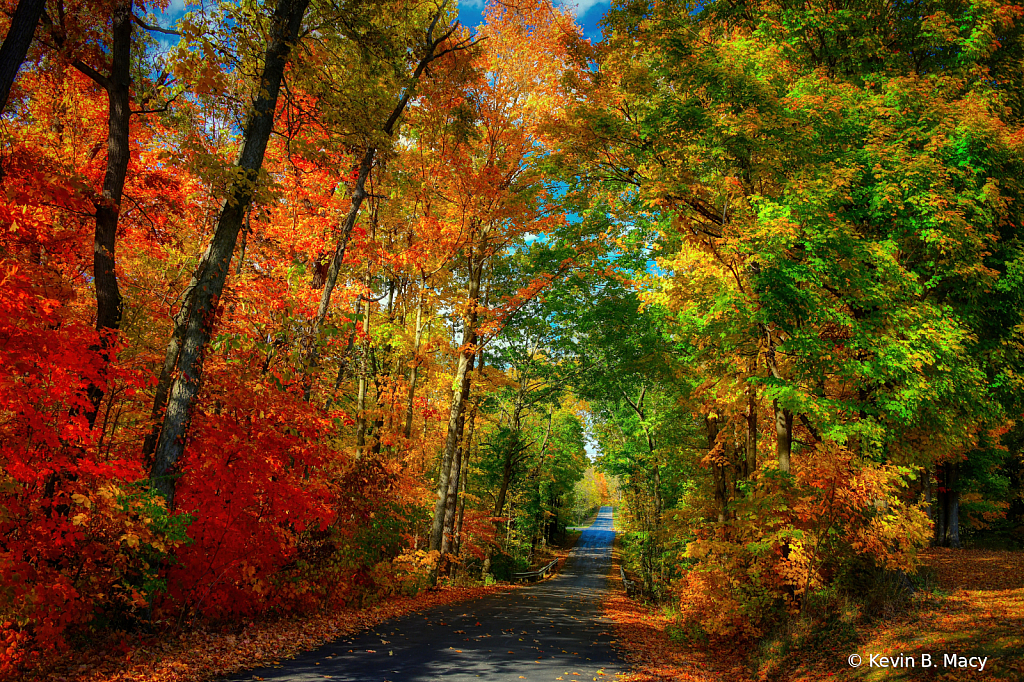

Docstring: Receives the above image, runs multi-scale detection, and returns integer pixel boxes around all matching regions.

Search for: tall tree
[150,0,310,503]
[79,1,132,425]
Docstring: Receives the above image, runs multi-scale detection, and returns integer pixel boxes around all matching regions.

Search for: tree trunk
[494,449,514,519]
[705,416,726,523]
[429,246,483,553]
[142,321,184,462]
[441,352,475,560]
[453,432,473,558]
[745,383,757,478]
[355,273,372,453]
[440,438,462,558]
[85,1,132,427]
[946,468,961,548]
[355,346,368,452]
[934,461,961,548]
[773,398,793,474]
[933,463,947,547]
[0,0,46,113]
[149,0,310,505]
[714,457,727,524]
[924,463,934,521]
[403,290,425,438]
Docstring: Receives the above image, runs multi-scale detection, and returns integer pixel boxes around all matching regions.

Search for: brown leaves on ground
[601,540,746,682]
[922,548,1024,592]
[843,548,1024,681]
[23,584,516,682]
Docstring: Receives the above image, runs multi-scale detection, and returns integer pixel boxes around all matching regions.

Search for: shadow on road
[224,506,624,681]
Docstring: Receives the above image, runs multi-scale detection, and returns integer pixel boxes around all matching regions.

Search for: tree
[149,0,311,504]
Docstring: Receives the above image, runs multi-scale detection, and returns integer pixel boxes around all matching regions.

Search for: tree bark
[141,320,184,462]
[493,445,515,519]
[403,290,426,438]
[355,269,373,453]
[149,0,310,504]
[934,461,961,548]
[429,247,483,553]
[933,464,947,546]
[0,0,46,113]
[745,383,757,478]
[84,1,132,427]
[440,353,474,562]
[453,396,477,558]
[773,398,793,474]
[355,345,368,451]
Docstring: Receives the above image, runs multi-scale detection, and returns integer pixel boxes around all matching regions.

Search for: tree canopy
[1,0,1023,674]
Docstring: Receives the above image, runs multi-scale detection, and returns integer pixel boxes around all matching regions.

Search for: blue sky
[458,1,609,41]
[155,1,611,44]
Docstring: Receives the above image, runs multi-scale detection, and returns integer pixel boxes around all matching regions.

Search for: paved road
[226,506,624,681]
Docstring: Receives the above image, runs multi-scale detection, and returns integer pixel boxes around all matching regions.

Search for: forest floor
[603,547,1024,682]
[602,537,746,682]
[841,548,1024,682]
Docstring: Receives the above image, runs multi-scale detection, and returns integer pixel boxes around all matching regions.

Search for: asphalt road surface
[225,506,625,682]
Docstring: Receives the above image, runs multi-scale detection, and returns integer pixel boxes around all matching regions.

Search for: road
[225,506,625,681]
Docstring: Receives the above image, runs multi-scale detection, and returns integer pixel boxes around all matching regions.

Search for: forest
[2,0,1023,679]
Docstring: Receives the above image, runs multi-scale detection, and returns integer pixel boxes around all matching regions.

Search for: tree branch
[132,13,180,36]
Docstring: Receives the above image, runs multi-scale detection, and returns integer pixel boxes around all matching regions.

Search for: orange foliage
[674,442,932,639]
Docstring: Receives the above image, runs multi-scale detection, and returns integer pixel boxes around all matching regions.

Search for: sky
[458,1,610,41]
[154,1,611,45]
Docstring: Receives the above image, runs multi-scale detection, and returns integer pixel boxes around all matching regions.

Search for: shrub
[673,441,931,640]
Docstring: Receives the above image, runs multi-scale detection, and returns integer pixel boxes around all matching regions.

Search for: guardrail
[513,559,558,582]
[620,565,637,597]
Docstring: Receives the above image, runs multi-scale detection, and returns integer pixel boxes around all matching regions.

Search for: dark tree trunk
[141,321,183,463]
[403,293,425,438]
[934,461,961,548]
[0,0,46,112]
[933,464,947,546]
[924,463,934,519]
[440,352,474,567]
[149,0,310,504]
[453,431,472,557]
[85,1,132,427]
[705,416,727,523]
[715,441,728,524]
